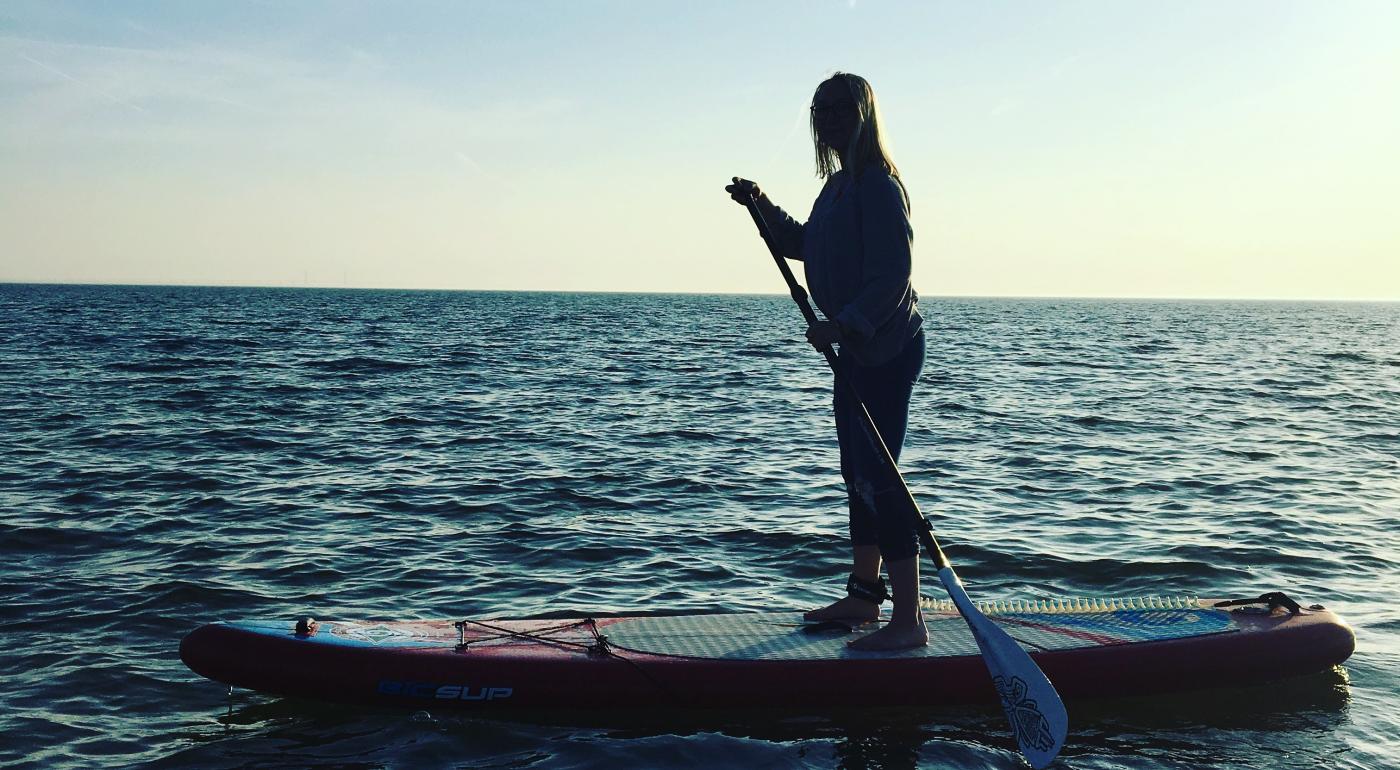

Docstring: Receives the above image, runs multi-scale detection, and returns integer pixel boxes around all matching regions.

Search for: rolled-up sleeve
[835,174,913,340]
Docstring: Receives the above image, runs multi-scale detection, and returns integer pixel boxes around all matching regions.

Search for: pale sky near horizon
[2,1,1397,300]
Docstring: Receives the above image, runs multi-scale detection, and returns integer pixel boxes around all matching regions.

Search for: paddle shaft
[742,194,949,570]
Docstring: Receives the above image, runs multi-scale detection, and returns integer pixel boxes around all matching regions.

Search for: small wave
[932,400,1007,418]
[1016,358,1122,370]
[303,356,420,372]
[637,477,720,494]
[141,469,227,491]
[261,382,316,395]
[105,356,237,374]
[638,428,721,441]
[58,491,107,506]
[446,434,506,447]
[558,544,654,564]
[208,337,262,349]
[1222,449,1278,461]
[193,429,288,451]
[507,487,632,510]
[1068,415,1144,431]
[146,336,200,353]
[183,495,233,511]
[438,349,481,367]
[1320,351,1375,364]
[0,522,126,553]
[105,360,194,374]
[378,415,434,427]
[734,347,789,358]
[124,579,279,614]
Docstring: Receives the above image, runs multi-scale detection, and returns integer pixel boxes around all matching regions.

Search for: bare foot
[804,596,880,624]
[847,619,928,651]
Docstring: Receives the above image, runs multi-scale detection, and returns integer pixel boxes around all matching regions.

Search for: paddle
[739,190,1068,769]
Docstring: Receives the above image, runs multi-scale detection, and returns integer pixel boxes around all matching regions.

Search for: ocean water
[1,284,1397,770]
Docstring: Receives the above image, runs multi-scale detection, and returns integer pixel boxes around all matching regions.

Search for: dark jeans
[834,330,925,560]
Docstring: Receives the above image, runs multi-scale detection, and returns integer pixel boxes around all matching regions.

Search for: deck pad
[604,606,1236,661]
[229,598,1238,661]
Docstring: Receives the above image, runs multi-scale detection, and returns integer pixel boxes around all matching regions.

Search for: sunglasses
[810,100,857,117]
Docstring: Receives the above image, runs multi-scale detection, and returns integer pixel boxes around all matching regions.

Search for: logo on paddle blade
[993,675,1056,752]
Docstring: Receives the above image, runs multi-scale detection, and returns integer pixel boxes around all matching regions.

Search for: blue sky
[2,1,1397,298]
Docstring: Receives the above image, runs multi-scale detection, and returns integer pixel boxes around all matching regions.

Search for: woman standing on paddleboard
[727,72,926,651]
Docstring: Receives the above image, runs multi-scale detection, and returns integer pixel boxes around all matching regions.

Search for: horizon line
[1,280,1396,304]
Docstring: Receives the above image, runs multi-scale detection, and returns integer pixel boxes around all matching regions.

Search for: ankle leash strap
[846,573,889,605]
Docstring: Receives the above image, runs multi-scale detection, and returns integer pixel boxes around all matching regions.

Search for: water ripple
[0,286,1396,769]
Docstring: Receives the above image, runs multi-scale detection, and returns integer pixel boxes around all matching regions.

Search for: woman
[726,72,926,651]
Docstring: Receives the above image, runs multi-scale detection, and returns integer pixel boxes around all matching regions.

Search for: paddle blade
[936,567,1068,769]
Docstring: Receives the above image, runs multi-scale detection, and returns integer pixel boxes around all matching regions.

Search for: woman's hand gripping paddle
[738,191,1068,769]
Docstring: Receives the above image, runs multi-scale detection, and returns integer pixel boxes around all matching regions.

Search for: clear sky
[2,1,1397,299]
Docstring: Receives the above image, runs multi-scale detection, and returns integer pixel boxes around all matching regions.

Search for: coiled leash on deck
[1213,592,1307,614]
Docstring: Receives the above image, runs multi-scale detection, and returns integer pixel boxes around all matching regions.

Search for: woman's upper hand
[726,177,762,205]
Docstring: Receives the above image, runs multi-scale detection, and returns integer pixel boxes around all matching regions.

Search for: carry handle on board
[740,191,1069,769]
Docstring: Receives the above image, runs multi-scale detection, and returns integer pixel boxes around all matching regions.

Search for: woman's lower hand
[805,320,844,349]
[726,177,761,205]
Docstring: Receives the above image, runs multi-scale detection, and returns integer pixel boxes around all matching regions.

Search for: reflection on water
[194,667,1352,770]
[1072,667,1351,730]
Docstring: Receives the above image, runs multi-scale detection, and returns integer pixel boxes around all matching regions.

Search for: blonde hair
[811,72,907,205]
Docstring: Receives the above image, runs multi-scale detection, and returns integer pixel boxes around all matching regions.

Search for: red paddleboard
[180,594,1354,709]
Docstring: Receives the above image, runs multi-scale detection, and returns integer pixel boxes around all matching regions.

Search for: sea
[1,284,1397,770]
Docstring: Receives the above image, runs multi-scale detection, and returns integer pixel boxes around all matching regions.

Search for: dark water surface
[1,284,1397,769]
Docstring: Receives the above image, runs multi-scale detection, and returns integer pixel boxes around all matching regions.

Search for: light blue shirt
[768,169,922,366]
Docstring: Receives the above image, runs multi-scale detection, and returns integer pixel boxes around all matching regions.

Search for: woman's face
[811,81,860,153]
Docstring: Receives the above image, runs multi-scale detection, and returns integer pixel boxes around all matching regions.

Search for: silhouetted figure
[728,72,926,650]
